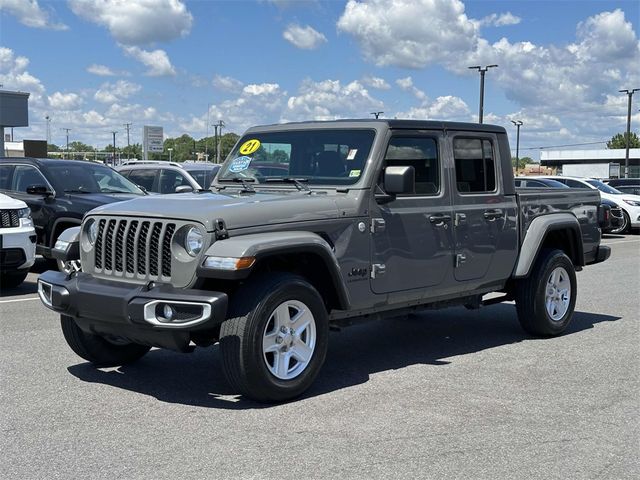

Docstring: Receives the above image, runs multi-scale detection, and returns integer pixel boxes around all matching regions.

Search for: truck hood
[88,190,346,231]
[0,193,28,210]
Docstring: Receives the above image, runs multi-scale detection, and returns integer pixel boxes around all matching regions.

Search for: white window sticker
[229,156,252,173]
[346,149,358,160]
[349,169,361,177]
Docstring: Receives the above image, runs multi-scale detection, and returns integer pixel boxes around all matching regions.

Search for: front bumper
[0,225,37,272]
[38,271,228,351]
[589,245,611,265]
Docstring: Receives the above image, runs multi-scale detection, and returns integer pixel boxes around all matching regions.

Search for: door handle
[483,209,503,221]
[429,214,452,225]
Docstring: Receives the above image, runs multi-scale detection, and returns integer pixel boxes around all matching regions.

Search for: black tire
[515,249,577,336]
[60,315,151,367]
[0,270,29,289]
[219,273,329,403]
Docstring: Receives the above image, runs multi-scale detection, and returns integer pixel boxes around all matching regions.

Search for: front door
[370,133,454,294]
[449,134,513,282]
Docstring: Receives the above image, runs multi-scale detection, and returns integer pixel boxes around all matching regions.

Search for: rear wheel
[60,315,150,367]
[219,273,329,403]
[515,249,577,336]
[0,270,29,289]
[609,210,629,234]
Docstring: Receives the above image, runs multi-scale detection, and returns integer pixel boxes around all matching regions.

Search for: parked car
[40,119,609,403]
[514,177,570,188]
[604,178,640,196]
[537,176,640,233]
[0,193,36,288]
[0,158,145,271]
[599,198,625,234]
[117,161,221,194]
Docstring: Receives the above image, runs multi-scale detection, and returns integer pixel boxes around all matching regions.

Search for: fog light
[163,304,174,321]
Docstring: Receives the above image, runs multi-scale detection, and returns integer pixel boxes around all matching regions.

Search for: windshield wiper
[218,177,256,192]
[64,189,94,194]
[100,188,134,194]
[264,177,310,192]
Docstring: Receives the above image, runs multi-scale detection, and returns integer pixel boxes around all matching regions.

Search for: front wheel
[515,249,577,336]
[219,273,329,403]
[60,315,151,367]
[608,210,630,234]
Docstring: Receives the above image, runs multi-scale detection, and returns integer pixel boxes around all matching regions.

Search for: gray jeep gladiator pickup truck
[38,120,610,402]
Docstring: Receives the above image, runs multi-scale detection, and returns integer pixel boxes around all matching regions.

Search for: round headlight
[185,227,203,257]
[87,219,98,245]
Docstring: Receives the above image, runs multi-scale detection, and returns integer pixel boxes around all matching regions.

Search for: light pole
[619,88,639,178]
[168,147,173,162]
[370,111,383,119]
[45,116,51,144]
[216,120,225,163]
[511,120,523,173]
[469,64,498,123]
[61,128,71,159]
[111,131,118,165]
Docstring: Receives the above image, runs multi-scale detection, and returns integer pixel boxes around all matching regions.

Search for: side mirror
[137,185,148,194]
[384,166,415,194]
[175,185,194,193]
[26,185,54,197]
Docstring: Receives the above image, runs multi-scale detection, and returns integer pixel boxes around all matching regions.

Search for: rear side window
[384,137,439,195]
[0,164,14,190]
[159,169,190,194]
[127,169,156,192]
[563,179,589,189]
[453,138,496,193]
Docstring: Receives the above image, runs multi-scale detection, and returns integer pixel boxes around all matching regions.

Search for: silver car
[118,161,220,194]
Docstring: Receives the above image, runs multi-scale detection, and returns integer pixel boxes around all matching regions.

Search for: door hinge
[371,218,386,233]
[455,253,467,268]
[371,263,386,278]
[455,213,467,227]
[214,218,229,240]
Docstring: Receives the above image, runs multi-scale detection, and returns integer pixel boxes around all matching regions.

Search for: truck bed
[516,188,602,261]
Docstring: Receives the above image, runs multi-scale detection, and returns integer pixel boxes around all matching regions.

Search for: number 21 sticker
[239,139,261,155]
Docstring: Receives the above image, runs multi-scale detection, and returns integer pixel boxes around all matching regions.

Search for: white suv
[538,176,640,233]
[0,193,36,288]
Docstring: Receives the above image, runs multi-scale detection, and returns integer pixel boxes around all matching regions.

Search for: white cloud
[122,46,176,76]
[68,0,192,45]
[396,96,470,121]
[0,47,46,105]
[337,0,478,68]
[395,76,426,101]
[479,12,521,27]
[48,92,84,110]
[283,24,327,50]
[284,79,383,122]
[362,75,390,90]
[87,64,115,76]
[243,83,280,96]
[213,74,243,93]
[0,0,67,30]
[94,80,142,103]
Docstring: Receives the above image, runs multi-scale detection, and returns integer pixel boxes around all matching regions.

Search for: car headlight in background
[87,219,98,245]
[623,199,640,207]
[17,207,33,227]
[185,227,203,256]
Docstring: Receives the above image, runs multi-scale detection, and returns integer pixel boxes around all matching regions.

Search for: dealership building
[540,148,640,179]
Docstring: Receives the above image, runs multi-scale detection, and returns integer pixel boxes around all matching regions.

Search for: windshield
[47,163,143,194]
[217,129,376,186]
[190,168,218,188]
[585,179,623,194]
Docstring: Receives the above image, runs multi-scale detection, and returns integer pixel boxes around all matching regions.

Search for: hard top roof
[0,157,106,167]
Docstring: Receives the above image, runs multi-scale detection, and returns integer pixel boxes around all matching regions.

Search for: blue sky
[1,0,639,159]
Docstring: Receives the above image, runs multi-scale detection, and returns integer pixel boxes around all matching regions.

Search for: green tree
[122,143,142,160]
[607,132,640,149]
[69,141,95,153]
[512,155,534,170]
[47,143,60,152]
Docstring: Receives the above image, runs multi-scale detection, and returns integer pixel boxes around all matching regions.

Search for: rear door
[449,133,516,283]
[370,131,454,294]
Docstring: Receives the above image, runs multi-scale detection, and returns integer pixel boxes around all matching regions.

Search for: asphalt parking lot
[1,235,638,480]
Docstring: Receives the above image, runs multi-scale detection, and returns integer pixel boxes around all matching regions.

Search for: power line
[520,141,608,151]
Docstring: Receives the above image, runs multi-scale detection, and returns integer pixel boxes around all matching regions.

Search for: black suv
[0,158,144,268]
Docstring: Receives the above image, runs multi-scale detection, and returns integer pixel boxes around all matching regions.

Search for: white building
[540,149,640,178]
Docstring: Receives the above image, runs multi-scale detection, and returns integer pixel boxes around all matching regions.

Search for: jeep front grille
[94,218,176,281]
[0,209,19,228]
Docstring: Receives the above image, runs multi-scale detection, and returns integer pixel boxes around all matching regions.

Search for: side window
[453,138,496,193]
[384,137,440,195]
[127,169,157,192]
[159,169,189,194]
[0,164,15,190]
[526,180,546,188]
[11,165,49,192]
[564,179,589,189]
[514,179,522,187]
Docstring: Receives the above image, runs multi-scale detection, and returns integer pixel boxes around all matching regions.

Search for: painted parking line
[601,238,640,245]
[0,296,40,304]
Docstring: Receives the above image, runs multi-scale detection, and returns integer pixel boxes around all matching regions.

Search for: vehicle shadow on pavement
[0,258,51,297]
[67,304,620,409]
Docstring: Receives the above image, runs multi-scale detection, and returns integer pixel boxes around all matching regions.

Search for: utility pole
[469,64,498,123]
[111,131,118,166]
[122,123,132,161]
[511,120,523,173]
[619,88,639,178]
[61,128,71,159]
[370,111,383,119]
[168,148,173,162]
[45,116,51,144]
[215,120,225,163]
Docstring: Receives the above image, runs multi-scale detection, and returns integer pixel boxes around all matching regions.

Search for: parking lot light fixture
[469,65,498,124]
[619,88,639,178]
[511,120,523,173]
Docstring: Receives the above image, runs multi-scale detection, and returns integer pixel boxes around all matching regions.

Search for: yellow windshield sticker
[239,139,261,155]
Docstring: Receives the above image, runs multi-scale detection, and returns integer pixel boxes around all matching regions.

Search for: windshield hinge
[214,218,229,240]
